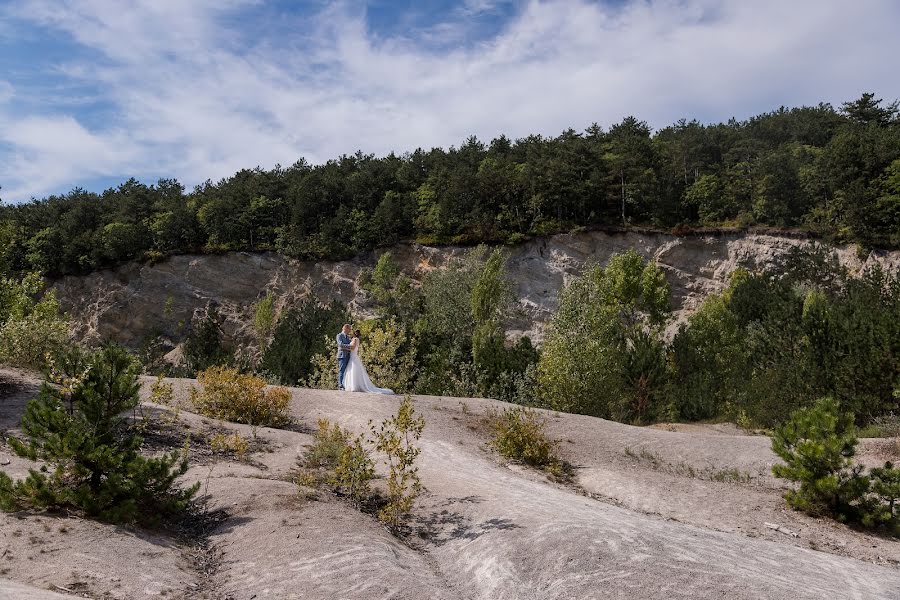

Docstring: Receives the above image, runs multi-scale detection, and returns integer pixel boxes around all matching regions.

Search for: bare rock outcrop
[52,231,899,350]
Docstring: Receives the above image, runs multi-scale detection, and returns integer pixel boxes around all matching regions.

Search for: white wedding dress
[344,342,394,395]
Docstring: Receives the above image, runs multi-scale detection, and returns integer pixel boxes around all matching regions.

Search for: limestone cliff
[52,230,900,350]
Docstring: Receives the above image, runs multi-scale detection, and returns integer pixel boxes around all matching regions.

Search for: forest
[1,93,899,279]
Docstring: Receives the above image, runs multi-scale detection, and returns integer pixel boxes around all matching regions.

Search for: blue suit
[336,332,352,389]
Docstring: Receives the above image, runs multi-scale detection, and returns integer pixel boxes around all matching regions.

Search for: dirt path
[2,373,899,599]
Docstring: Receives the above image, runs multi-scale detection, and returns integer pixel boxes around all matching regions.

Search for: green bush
[0,344,197,523]
[302,419,352,470]
[370,396,424,528]
[357,319,416,393]
[536,250,670,421]
[260,298,350,385]
[183,304,231,374]
[252,292,277,345]
[669,249,900,428]
[771,397,900,533]
[771,398,869,519]
[0,272,68,370]
[490,406,559,468]
[866,462,900,528]
[304,342,339,390]
[333,434,376,506]
[297,420,374,506]
[190,366,291,427]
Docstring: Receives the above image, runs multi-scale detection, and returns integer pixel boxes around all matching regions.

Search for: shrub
[209,432,249,461]
[361,252,422,325]
[536,250,671,420]
[866,462,900,529]
[333,435,375,506]
[298,420,374,505]
[0,344,197,524]
[303,419,352,470]
[771,397,869,520]
[490,406,559,468]
[304,343,339,390]
[252,292,277,345]
[190,366,291,427]
[357,319,416,393]
[260,298,350,385]
[773,398,900,532]
[150,374,175,406]
[0,272,68,370]
[370,395,424,528]
[505,232,527,246]
[183,305,231,374]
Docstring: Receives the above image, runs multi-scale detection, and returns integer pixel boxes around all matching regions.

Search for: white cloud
[1,0,900,201]
[0,81,13,103]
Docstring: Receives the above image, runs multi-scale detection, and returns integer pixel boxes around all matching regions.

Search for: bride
[344,329,394,395]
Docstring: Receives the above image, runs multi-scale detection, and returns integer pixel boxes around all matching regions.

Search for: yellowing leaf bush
[209,431,250,461]
[190,366,291,427]
[490,406,559,468]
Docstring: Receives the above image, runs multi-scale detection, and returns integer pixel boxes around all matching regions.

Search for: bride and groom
[336,324,394,395]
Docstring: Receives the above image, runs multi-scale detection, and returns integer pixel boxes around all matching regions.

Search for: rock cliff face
[52,231,900,350]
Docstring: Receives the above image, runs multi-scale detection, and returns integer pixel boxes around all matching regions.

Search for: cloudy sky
[1,0,898,202]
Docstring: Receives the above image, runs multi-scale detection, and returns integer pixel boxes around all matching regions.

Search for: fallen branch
[764,522,799,537]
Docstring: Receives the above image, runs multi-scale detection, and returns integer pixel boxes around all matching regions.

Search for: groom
[336,323,353,390]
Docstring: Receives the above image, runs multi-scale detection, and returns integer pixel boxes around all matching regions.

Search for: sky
[1,0,899,203]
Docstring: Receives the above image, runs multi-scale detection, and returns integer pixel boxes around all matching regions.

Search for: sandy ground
[1,370,899,599]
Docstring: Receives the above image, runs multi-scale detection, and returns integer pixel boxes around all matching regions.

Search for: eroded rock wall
[52,231,900,349]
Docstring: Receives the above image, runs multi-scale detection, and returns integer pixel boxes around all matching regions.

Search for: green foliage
[357,319,417,393]
[0,272,69,370]
[260,298,350,385]
[536,249,670,421]
[771,398,867,519]
[3,96,900,282]
[361,252,420,324]
[772,398,900,532]
[0,344,197,523]
[296,418,376,506]
[190,366,291,427]
[252,292,277,345]
[333,434,376,506]
[669,291,746,420]
[471,249,514,381]
[489,406,559,468]
[867,463,900,528]
[370,396,424,528]
[298,403,423,521]
[183,304,230,374]
[302,420,353,470]
[669,247,900,428]
[304,338,340,390]
[412,246,535,400]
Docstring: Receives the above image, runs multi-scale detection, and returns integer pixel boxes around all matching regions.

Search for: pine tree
[0,344,198,523]
[771,397,869,520]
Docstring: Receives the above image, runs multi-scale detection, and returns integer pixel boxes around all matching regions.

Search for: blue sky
[1,0,899,203]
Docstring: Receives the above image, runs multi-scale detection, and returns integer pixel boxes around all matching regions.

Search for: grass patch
[624,446,757,484]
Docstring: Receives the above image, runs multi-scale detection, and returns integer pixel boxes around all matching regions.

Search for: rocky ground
[1,369,899,599]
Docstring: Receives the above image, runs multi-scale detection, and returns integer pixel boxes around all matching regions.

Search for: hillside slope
[2,372,899,599]
[52,230,900,350]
